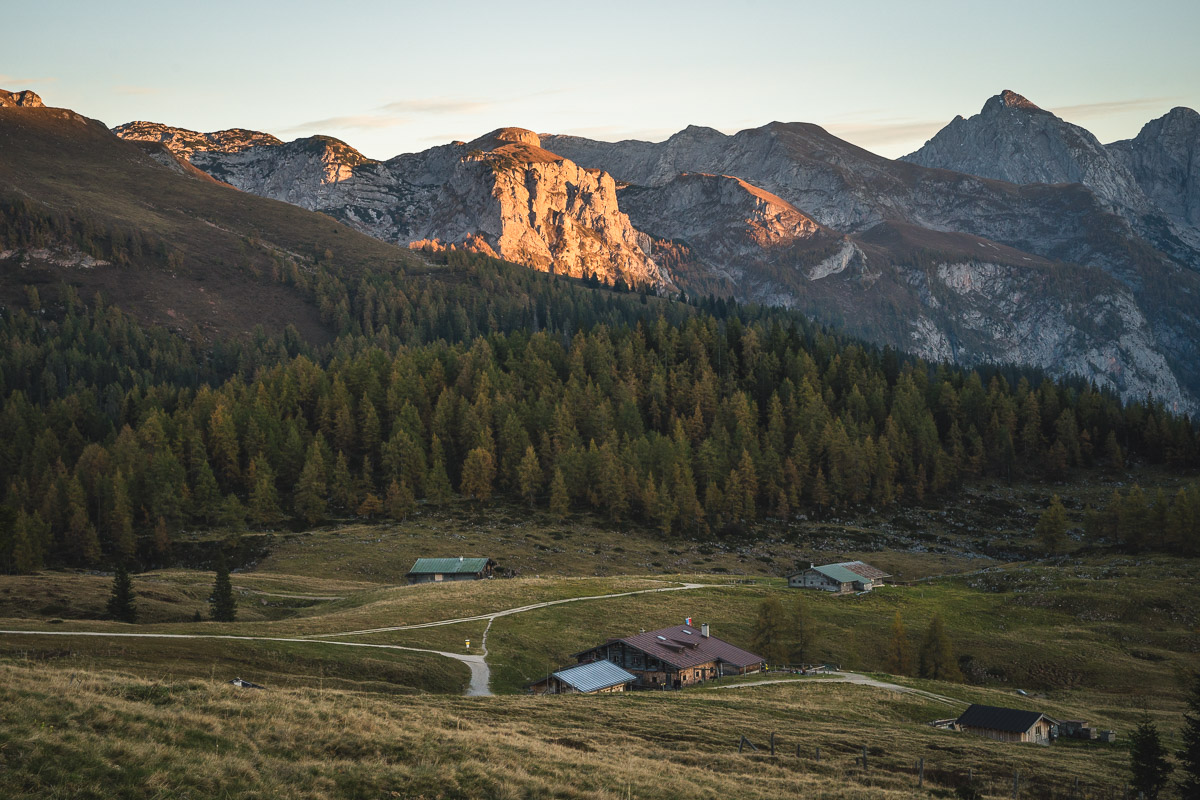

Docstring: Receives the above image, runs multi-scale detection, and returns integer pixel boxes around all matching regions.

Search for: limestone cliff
[0,89,44,108]
[112,123,666,288]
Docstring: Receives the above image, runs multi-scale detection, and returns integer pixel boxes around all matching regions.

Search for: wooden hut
[573,623,764,689]
[406,557,496,585]
[956,704,1057,744]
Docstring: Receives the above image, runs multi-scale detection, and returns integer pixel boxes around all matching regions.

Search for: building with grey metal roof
[529,660,637,695]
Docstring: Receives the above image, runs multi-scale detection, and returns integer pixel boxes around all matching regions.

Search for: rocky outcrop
[113,123,666,287]
[0,89,44,108]
[113,121,282,158]
[1109,107,1200,249]
[410,129,666,285]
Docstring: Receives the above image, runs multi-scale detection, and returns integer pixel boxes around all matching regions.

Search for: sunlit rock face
[0,89,45,108]
[113,123,667,289]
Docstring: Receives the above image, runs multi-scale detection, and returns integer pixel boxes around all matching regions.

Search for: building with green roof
[787,561,890,593]
[406,557,496,585]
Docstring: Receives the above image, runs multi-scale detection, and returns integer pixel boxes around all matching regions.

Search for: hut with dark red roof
[572,622,764,689]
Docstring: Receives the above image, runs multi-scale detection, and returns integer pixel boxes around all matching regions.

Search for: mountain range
[5,87,1199,412]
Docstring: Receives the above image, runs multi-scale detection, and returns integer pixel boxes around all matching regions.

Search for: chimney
[459,556,463,562]
[701,623,710,638]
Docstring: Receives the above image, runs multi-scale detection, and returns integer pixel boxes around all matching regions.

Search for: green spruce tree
[1177,673,1200,800]
[105,563,137,623]
[1130,717,1173,799]
[209,557,237,622]
[1036,494,1069,554]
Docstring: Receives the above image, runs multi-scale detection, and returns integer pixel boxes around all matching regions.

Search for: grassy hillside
[0,660,1166,800]
[0,106,421,341]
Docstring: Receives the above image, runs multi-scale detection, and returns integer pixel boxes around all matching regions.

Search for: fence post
[796,743,801,759]
[918,757,924,788]
[816,746,821,762]
[862,745,868,771]
[770,732,776,756]
[1013,770,1020,799]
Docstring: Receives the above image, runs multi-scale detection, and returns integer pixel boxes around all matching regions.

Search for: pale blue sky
[6,0,1198,159]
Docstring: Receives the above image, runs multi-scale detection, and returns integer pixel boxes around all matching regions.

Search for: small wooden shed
[956,704,1057,745]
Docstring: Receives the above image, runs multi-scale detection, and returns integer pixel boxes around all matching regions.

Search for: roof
[956,704,1054,733]
[835,561,890,580]
[552,660,637,693]
[407,557,492,575]
[584,624,765,670]
[809,563,868,584]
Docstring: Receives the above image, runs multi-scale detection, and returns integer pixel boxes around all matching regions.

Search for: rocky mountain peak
[469,127,543,150]
[113,121,282,158]
[0,89,45,108]
[990,89,1042,112]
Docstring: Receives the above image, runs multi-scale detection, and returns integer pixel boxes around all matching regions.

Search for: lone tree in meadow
[1177,673,1200,800]
[209,557,237,622]
[105,563,137,623]
[751,596,790,666]
[791,595,820,666]
[1129,717,1173,799]
[918,614,963,682]
[1036,495,1069,554]
[885,611,913,675]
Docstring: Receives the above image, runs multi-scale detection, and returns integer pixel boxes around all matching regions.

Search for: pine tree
[425,435,453,505]
[1036,495,1069,554]
[105,563,137,623]
[10,511,41,573]
[247,458,282,526]
[918,614,963,682]
[751,597,790,666]
[330,451,355,511]
[1178,672,1200,800]
[293,443,328,525]
[885,611,913,676]
[386,478,415,522]
[357,492,383,518]
[1129,717,1173,799]
[153,516,171,561]
[517,445,542,507]
[791,595,820,666]
[460,447,496,502]
[549,467,570,520]
[209,557,237,622]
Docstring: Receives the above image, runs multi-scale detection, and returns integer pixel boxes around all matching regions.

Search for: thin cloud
[114,85,160,96]
[286,96,492,133]
[1049,97,1176,121]
[824,119,946,149]
[379,98,490,115]
[0,74,56,85]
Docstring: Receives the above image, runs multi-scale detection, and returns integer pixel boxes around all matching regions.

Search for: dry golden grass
[0,661,1146,800]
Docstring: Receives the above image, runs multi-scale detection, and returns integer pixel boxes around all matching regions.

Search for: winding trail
[315,582,713,638]
[0,629,492,694]
[715,671,966,706]
[0,581,714,697]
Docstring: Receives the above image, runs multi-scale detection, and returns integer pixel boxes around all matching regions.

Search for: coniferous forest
[2,248,1199,573]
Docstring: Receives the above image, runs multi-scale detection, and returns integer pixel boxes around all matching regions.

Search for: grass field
[0,661,1164,800]
[2,493,1198,798]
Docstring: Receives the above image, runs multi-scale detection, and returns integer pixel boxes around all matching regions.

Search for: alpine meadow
[3,3,1200,798]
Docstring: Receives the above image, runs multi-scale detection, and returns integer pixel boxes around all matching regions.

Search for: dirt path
[716,671,966,706]
[0,581,716,698]
[0,628,491,695]
[316,582,713,638]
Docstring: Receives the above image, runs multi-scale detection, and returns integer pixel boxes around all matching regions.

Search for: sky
[6,0,1199,160]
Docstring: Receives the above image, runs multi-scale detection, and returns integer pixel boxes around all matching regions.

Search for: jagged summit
[0,89,44,108]
[989,89,1043,112]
